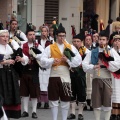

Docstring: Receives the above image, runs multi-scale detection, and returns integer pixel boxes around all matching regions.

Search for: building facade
[0,0,120,42]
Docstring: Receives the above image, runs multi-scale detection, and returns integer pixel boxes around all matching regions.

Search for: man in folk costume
[37,26,52,109]
[41,24,82,120]
[67,33,90,120]
[9,19,28,45]
[82,30,120,120]
[20,29,44,118]
[0,30,28,119]
[110,35,120,120]
[84,34,94,111]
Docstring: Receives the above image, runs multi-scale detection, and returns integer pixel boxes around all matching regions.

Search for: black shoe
[110,114,117,120]
[67,114,76,119]
[32,112,38,119]
[21,111,29,117]
[44,102,49,109]
[83,106,87,111]
[117,115,120,120]
[78,114,84,120]
[37,102,41,109]
[90,106,93,111]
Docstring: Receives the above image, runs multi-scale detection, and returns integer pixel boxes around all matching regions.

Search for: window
[44,0,59,25]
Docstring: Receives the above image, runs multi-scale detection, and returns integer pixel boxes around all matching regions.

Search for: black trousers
[70,68,86,103]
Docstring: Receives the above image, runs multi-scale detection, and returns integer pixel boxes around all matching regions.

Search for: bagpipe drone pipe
[14,30,25,41]
[98,46,120,79]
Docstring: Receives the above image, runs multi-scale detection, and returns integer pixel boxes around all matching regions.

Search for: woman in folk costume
[40,23,82,120]
[37,26,52,109]
[0,30,28,119]
[67,33,90,120]
[110,35,120,120]
[82,30,120,120]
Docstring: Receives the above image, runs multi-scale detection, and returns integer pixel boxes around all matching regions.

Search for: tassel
[112,73,120,79]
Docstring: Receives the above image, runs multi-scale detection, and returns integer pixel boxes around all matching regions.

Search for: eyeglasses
[0,35,9,38]
[114,39,120,42]
[93,35,99,37]
[73,41,81,43]
[58,35,66,38]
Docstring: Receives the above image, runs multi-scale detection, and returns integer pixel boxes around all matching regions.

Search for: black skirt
[0,66,21,119]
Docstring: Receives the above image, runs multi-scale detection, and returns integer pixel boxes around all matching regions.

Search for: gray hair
[0,30,9,36]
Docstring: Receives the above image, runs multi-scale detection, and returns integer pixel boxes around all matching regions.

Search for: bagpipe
[11,47,24,78]
[98,45,120,79]
[70,46,86,73]
[12,30,25,45]
[29,40,46,71]
[79,46,86,60]
[63,40,75,61]
[0,54,4,62]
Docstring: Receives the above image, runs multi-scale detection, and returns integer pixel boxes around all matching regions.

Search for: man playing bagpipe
[0,30,29,119]
[9,19,28,45]
[40,24,82,120]
[110,35,120,120]
[67,33,90,120]
[20,29,44,118]
[82,30,120,120]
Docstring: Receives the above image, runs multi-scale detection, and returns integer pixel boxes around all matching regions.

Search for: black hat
[73,33,83,41]
[93,14,99,19]
[99,30,109,38]
[26,23,33,31]
[26,23,34,35]
[56,23,66,35]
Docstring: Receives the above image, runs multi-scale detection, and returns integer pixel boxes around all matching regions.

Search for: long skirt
[0,67,21,119]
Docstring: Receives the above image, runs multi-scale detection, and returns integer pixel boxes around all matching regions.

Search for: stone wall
[0,0,12,27]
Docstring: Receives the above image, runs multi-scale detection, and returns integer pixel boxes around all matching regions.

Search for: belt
[3,65,13,70]
[100,65,106,68]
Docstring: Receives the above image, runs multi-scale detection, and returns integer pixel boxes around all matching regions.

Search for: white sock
[22,97,29,112]
[78,103,83,115]
[70,102,76,115]
[61,101,70,120]
[61,108,69,120]
[51,107,58,120]
[31,98,37,113]
[94,109,101,120]
[104,110,111,120]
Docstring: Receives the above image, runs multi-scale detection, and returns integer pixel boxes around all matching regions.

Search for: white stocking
[31,98,37,113]
[22,97,29,112]
[94,109,101,120]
